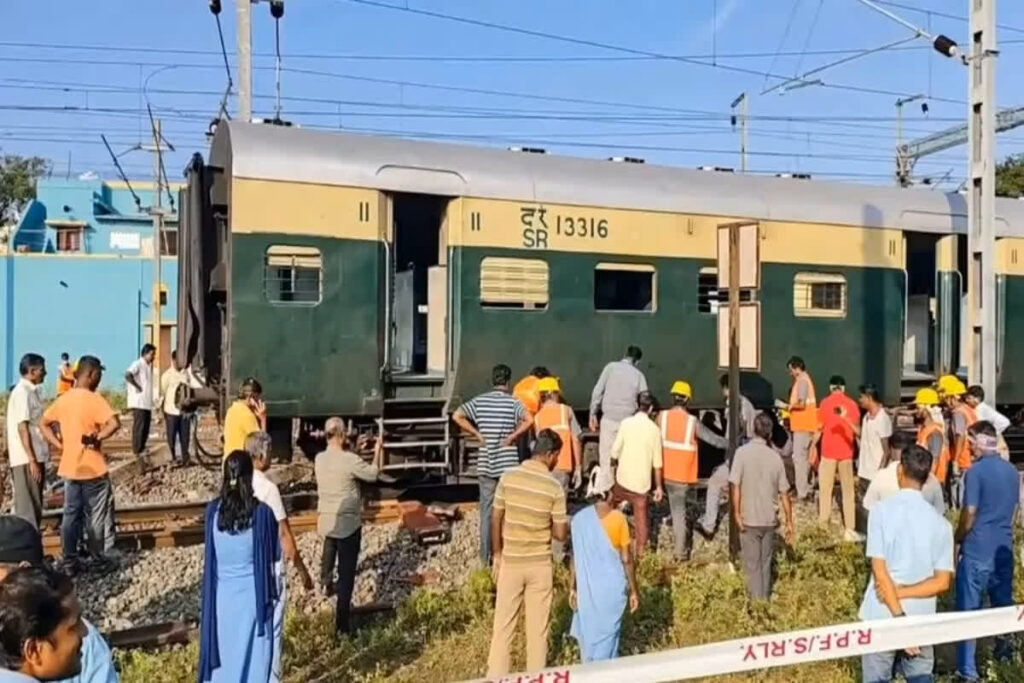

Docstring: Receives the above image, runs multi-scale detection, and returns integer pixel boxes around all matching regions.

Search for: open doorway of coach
[389,192,450,377]
[903,232,966,382]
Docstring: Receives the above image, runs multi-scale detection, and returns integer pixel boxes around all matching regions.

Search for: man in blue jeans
[859,445,954,683]
[954,420,1019,681]
[453,364,533,566]
[39,356,120,573]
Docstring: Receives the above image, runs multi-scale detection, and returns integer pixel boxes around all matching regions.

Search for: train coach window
[793,272,846,319]
[698,267,719,314]
[594,263,656,312]
[480,257,549,310]
[264,245,323,305]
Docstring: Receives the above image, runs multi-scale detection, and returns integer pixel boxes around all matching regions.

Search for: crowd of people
[2,345,203,576]
[456,349,1021,682]
[1,343,1021,682]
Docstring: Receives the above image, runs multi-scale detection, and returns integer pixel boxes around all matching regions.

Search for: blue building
[1,177,180,395]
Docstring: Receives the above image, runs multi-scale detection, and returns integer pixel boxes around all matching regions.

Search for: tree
[996,154,1024,199]
[0,155,50,224]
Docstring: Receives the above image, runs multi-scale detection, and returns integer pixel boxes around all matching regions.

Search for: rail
[40,495,468,556]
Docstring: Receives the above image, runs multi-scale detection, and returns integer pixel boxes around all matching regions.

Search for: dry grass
[116,524,1024,683]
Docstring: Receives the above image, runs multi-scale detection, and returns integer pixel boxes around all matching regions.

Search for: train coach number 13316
[520,205,609,248]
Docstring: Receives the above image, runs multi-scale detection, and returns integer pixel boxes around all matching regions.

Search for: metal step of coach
[378,396,452,475]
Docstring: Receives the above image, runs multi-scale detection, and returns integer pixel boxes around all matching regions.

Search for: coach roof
[214,121,1024,237]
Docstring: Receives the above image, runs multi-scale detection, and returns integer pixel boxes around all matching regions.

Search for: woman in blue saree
[569,489,641,662]
[199,451,281,683]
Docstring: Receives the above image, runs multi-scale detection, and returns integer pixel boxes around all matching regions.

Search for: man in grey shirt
[589,345,648,492]
[697,378,759,536]
[720,374,758,443]
[729,413,794,600]
[314,417,379,635]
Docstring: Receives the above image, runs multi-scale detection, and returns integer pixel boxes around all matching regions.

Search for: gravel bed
[113,461,315,506]
[78,510,480,632]
[78,494,837,633]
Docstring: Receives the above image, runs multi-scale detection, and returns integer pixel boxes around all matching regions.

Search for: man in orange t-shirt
[40,355,120,569]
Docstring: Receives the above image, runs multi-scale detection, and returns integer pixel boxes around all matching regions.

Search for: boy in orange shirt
[40,356,120,572]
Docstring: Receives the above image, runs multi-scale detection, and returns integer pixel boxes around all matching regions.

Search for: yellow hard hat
[670,380,692,399]
[537,377,560,393]
[915,388,940,406]
[937,374,961,396]
[780,409,791,420]
[946,379,967,397]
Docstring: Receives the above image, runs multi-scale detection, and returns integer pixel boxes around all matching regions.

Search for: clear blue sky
[4,0,1024,189]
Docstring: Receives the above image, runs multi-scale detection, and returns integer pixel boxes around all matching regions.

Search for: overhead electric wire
[763,0,804,91]
[3,72,967,132]
[10,40,1024,62]
[212,5,234,120]
[334,0,967,103]
[874,1,1024,35]
[793,0,826,77]
[99,134,142,210]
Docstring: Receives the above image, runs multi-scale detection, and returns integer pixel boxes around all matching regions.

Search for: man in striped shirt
[453,364,533,566]
[487,429,568,676]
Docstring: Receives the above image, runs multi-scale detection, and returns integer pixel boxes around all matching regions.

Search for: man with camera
[39,356,121,572]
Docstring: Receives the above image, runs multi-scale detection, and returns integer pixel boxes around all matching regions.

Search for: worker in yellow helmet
[936,374,961,399]
[533,377,582,494]
[532,376,581,564]
[914,388,951,485]
[657,381,727,561]
[941,378,977,503]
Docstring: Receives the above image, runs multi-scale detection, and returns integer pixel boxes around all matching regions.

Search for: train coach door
[715,222,761,371]
[386,192,451,378]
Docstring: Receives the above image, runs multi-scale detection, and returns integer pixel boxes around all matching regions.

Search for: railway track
[40,493,476,556]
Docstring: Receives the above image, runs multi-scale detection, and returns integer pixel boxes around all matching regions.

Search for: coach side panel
[448,198,905,409]
[229,178,383,417]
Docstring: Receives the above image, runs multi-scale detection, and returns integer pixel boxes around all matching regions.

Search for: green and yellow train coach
[177,121,1024,475]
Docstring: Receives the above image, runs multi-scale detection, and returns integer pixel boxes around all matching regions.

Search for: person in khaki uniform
[487,430,568,677]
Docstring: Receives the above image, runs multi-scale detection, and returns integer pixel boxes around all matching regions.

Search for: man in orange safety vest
[779,356,817,501]
[659,381,727,561]
[940,376,976,506]
[533,377,582,493]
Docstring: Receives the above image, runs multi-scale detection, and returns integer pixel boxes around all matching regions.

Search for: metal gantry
[896,105,1024,187]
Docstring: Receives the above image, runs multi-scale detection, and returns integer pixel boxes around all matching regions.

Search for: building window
[264,246,323,305]
[159,229,178,257]
[594,263,656,312]
[480,257,549,309]
[55,228,83,253]
[698,267,719,314]
[794,272,847,318]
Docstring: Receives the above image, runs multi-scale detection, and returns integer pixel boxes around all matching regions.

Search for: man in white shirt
[124,344,156,467]
[610,391,663,554]
[157,351,201,467]
[245,432,313,681]
[964,385,1011,459]
[848,384,892,484]
[4,354,48,529]
[863,431,945,516]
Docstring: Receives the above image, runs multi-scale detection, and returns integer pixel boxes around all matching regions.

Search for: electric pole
[731,92,748,173]
[968,0,998,401]
[238,0,253,121]
[726,222,741,562]
[150,118,165,374]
